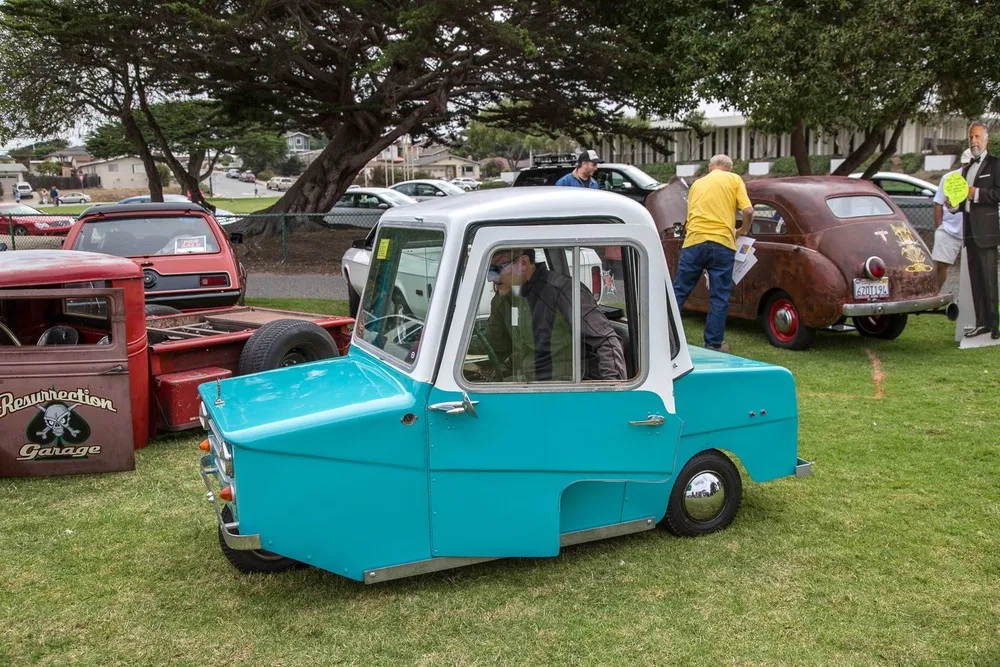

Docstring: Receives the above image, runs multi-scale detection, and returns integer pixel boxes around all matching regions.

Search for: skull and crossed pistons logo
[25,401,92,446]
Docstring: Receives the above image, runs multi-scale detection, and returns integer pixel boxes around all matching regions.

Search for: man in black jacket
[960,122,1000,339]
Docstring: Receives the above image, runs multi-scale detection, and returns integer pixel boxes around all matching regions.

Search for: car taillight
[863,256,886,280]
[199,275,229,287]
[592,266,601,294]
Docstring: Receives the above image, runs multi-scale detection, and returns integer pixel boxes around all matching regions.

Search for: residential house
[0,163,29,202]
[411,146,480,181]
[45,145,95,176]
[285,132,312,155]
[79,156,149,189]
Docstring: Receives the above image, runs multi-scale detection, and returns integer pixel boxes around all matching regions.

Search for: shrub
[696,161,709,176]
[731,160,748,175]
[771,157,797,177]
[639,162,676,181]
[257,169,274,181]
[156,164,171,187]
[900,152,922,174]
[809,155,831,175]
[480,179,511,190]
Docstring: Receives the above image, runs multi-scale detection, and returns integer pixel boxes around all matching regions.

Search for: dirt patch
[236,227,369,274]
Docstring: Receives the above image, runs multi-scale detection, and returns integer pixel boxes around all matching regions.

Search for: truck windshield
[355,226,444,366]
[72,217,221,257]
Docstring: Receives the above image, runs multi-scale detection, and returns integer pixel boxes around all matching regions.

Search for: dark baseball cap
[577,150,603,165]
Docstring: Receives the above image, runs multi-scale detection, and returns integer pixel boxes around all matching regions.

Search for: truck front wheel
[237,319,339,375]
[662,450,742,537]
[219,506,301,573]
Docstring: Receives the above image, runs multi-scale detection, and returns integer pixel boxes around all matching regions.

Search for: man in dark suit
[960,122,1000,339]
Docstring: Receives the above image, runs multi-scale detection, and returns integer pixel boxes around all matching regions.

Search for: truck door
[0,287,134,477]
[426,224,682,558]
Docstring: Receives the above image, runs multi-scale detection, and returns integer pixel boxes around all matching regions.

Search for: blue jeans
[672,241,735,348]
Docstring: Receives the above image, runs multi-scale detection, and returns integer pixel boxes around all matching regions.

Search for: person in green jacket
[481,248,625,382]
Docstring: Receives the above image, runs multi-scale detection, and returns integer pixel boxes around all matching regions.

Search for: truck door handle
[100,364,126,375]
[629,414,665,427]
[429,392,479,418]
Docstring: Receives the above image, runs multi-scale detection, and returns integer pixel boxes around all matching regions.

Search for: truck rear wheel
[852,314,907,340]
[237,319,338,375]
[662,450,742,537]
[219,506,300,573]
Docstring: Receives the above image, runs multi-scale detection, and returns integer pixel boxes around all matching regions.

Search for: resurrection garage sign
[1,383,135,477]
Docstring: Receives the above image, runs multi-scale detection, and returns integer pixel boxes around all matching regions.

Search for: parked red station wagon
[63,202,247,311]
[648,176,952,349]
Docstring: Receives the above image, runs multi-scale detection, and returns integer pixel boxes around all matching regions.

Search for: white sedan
[59,192,92,204]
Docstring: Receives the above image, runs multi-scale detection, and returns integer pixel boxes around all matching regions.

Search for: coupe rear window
[825,196,893,219]
[72,216,221,257]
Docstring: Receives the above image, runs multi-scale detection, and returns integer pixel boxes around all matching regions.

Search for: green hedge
[771,157,797,177]
[731,160,748,175]
[257,169,274,181]
[480,180,511,190]
[639,162,676,181]
[900,152,922,174]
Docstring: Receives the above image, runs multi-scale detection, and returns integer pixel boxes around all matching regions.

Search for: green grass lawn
[2,311,998,666]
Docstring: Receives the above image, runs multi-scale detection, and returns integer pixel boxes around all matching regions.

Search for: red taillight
[592,266,601,294]
[199,275,229,287]
[864,256,886,280]
[219,486,233,502]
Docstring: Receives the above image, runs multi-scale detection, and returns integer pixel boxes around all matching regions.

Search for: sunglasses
[487,258,514,282]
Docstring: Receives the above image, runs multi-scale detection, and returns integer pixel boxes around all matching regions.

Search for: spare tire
[237,319,339,375]
[145,304,182,317]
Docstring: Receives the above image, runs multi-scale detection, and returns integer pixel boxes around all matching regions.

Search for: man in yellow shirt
[672,154,753,352]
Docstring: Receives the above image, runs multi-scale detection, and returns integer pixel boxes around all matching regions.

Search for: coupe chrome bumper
[841,293,953,317]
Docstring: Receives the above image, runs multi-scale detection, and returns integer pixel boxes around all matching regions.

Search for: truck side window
[463,244,640,385]
[354,226,444,367]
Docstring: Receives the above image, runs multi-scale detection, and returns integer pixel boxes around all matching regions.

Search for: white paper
[734,236,756,263]
[732,251,758,284]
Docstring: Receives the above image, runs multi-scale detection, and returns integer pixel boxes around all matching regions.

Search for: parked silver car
[324,187,417,228]
[390,179,466,201]
[849,172,937,231]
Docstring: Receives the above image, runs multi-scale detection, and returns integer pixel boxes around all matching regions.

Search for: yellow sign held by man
[943,171,969,208]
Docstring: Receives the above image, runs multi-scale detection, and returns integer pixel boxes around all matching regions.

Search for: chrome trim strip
[796,457,813,477]
[362,517,657,584]
[841,293,953,316]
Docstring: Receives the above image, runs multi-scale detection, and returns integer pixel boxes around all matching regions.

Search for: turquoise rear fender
[673,354,799,483]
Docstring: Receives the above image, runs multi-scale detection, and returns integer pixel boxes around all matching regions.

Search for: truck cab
[199,188,810,583]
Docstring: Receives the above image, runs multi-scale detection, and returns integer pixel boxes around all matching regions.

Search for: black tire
[13,225,28,236]
[662,450,742,537]
[145,304,182,317]
[760,291,815,350]
[852,314,908,340]
[219,505,300,574]
[347,283,361,319]
[237,319,339,375]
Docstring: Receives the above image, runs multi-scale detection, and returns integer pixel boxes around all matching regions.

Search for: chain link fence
[0,204,943,274]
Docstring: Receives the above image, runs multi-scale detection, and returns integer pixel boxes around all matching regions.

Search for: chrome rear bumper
[842,292,953,317]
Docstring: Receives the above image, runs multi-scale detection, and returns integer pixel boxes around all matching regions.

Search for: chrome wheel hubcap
[773,307,795,334]
[683,471,726,521]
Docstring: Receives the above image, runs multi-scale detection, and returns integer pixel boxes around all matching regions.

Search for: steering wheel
[471,328,504,378]
[0,320,22,346]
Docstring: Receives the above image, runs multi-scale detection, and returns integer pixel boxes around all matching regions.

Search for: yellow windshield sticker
[376,238,390,260]
[943,171,968,208]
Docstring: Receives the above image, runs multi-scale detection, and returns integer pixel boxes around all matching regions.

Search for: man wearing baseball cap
[554,150,602,188]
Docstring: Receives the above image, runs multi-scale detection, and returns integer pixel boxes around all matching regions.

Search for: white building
[78,157,149,189]
[0,163,29,202]
[285,132,311,155]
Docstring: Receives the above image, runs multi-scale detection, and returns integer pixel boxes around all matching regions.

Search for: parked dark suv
[512,154,665,205]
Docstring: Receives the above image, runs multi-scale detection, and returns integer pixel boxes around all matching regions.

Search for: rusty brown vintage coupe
[647,176,953,349]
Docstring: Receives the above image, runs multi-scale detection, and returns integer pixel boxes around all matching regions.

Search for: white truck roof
[378,186,657,234]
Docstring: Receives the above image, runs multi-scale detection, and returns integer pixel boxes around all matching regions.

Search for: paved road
[247,272,348,300]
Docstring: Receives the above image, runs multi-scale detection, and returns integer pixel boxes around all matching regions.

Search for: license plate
[853,277,889,300]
